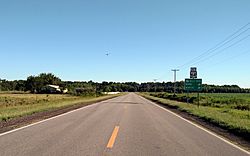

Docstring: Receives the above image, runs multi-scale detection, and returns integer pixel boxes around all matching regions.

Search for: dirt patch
[0,96,116,134]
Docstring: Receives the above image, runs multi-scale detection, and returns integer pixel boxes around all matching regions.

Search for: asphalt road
[0,93,249,156]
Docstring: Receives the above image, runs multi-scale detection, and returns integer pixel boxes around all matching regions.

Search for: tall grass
[149,92,250,110]
[0,93,120,121]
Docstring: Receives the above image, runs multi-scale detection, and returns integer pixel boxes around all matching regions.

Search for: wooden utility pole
[153,79,157,92]
[172,69,179,95]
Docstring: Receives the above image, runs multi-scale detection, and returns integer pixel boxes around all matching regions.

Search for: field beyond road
[0,93,121,122]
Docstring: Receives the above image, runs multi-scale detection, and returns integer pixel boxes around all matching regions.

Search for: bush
[71,87,98,96]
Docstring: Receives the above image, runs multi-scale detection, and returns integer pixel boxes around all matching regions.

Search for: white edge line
[138,95,250,155]
[0,99,111,137]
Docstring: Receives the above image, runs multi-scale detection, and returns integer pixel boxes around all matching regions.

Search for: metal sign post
[185,67,202,107]
[197,92,200,107]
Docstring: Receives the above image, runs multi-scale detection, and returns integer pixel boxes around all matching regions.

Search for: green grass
[149,92,250,110]
[140,92,250,140]
[0,93,121,121]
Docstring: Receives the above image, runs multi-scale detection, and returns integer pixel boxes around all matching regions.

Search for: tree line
[0,73,250,94]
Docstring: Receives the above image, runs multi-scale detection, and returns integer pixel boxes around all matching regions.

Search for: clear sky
[1,0,250,88]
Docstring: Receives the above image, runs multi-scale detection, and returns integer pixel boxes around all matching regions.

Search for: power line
[190,35,250,66]
[159,23,250,85]
[178,23,250,68]
[202,49,250,71]
[177,22,250,68]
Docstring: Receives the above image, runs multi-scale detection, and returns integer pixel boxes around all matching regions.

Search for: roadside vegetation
[140,92,250,141]
[151,92,250,110]
[0,93,120,121]
[0,73,124,122]
[1,73,250,93]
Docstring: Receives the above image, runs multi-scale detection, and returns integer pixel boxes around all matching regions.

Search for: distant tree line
[0,73,250,94]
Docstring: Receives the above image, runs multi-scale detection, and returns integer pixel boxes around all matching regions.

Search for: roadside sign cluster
[185,67,202,92]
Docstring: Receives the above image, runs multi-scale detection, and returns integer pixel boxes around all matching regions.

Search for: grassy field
[149,92,250,110]
[140,92,250,140]
[0,93,120,121]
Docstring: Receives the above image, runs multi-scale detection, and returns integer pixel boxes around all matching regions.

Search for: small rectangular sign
[185,78,202,91]
[190,67,197,79]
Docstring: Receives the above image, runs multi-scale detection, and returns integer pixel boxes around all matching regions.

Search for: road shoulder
[138,93,250,152]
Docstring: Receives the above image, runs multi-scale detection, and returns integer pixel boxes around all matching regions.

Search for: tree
[25,73,62,93]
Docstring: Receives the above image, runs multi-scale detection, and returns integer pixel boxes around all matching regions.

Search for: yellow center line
[107,126,120,149]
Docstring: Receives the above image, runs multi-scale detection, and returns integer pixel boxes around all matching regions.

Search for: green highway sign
[185,79,202,92]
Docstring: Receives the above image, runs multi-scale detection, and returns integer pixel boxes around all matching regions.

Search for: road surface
[0,93,249,156]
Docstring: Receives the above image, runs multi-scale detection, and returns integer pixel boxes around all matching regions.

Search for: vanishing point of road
[0,93,249,156]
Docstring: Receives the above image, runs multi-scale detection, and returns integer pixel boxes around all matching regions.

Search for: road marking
[0,99,115,137]
[138,95,250,155]
[107,126,120,149]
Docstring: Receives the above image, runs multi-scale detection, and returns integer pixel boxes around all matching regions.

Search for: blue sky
[1,0,250,88]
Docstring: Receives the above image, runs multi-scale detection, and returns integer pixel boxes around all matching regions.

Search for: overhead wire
[201,49,250,71]
[177,22,250,69]
[189,34,250,66]
[159,23,250,82]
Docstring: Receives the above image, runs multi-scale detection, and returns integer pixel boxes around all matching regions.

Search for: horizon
[1,72,248,89]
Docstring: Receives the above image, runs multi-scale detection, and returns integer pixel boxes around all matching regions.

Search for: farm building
[47,85,61,93]
[44,85,68,94]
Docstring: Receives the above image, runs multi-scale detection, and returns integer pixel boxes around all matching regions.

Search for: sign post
[185,67,202,107]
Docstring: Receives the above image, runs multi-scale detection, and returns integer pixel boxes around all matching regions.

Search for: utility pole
[153,79,157,92]
[171,69,179,95]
